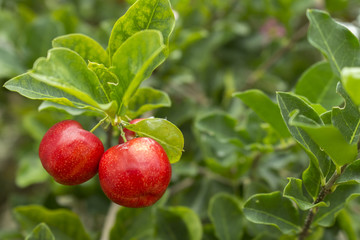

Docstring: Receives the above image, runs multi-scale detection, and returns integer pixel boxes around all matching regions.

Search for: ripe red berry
[39,120,104,185]
[118,118,145,144]
[99,137,171,208]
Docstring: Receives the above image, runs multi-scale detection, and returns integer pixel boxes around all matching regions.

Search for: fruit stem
[90,116,108,133]
[119,126,127,143]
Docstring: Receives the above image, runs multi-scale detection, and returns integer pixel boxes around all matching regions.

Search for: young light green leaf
[38,101,99,116]
[332,82,360,144]
[233,89,290,138]
[14,205,91,240]
[295,61,342,109]
[283,178,328,210]
[243,192,301,234]
[52,34,110,66]
[155,206,202,240]
[125,118,184,163]
[306,9,360,76]
[336,160,360,184]
[111,30,167,108]
[110,207,154,240]
[25,223,55,240]
[126,87,171,119]
[108,0,175,59]
[208,193,244,240]
[277,92,330,176]
[342,67,360,106]
[292,119,357,167]
[314,183,360,227]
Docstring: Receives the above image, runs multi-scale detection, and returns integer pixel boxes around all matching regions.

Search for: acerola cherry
[39,120,104,185]
[99,137,171,208]
[118,118,145,144]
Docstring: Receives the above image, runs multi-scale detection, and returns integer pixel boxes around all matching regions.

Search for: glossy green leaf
[302,160,322,198]
[243,192,301,234]
[234,90,290,138]
[314,183,360,227]
[25,223,55,240]
[283,178,327,210]
[14,205,91,240]
[307,9,360,76]
[52,34,110,66]
[110,207,154,240]
[208,193,244,240]
[126,87,171,118]
[277,92,330,176]
[342,67,360,106]
[125,118,184,163]
[293,120,357,167]
[3,48,115,115]
[111,30,167,107]
[108,0,175,59]
[336,160,360,184]
[332,82,360,144]
[295,61,342,109]
[155,206,202,240]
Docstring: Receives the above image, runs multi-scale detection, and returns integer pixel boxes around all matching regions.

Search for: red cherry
[39,120,104,185]
[118,118,145,144]
[99,137,171,208]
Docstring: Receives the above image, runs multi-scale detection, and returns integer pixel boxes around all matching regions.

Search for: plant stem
[90,116,108,133]
[298,165,347,240]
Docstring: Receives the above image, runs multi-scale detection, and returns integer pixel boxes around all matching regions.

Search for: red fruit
[39,120,104,185]
[99,137,171,208]
[118,118,145,144]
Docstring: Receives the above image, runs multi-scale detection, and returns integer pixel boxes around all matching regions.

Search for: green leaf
[332,82,360,144]
[292,117,358,167]
[283,178,327,210]
[336,160,360,184]
[314,183,360,227]
[277,92,330,176]
[14,205,91,240]
[52,34,110,66]
[243,192,301,234]
[233,90,290,138]
[16,153,48,188]
[38,101,98,116]
[342,67,360,106]
[126,87,171,118]
[108,0,175,59]
[125,118,184,163]
[25,223,55,240]
[208,193,244,240]
[302,160,322,198]
[337,210,358,240]
[110,207,154,240]
[111,30,167,108]
[3,48,115,115]
[155,206,202,240]
[306,9,360,76]
[295,61,342,109]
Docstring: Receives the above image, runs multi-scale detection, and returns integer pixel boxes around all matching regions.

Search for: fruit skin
[118,118,145,144]
[39,120,104,185]
[99,137,171,208]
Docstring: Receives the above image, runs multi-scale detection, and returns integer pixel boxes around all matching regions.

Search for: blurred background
[1,0,360,239]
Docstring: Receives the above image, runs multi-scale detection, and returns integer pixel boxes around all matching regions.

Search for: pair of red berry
[38,119,171,208]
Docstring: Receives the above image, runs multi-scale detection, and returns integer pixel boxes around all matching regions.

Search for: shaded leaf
[302,160,322,198]
[243,192,301,234]
[52,34,110,66]
[155,206,202,240]
[108,0,175,59]
[16,153,48,188]
[208,193,244,240]
[14,205,91,240]
[126,87,171,119]
[332,82,360,144]
[295,61,342,109]
[307,9,360,76]
[111,30,167,108]
[336,160,360,184]
[125,118,184,163]
[283,178,327,210]
[234,90,290,138]
[25,223,55,240]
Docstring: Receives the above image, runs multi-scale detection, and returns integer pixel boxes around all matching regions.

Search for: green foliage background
[2,0,360,239]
